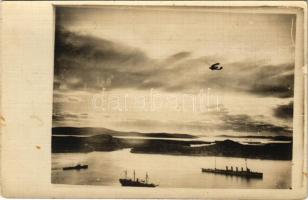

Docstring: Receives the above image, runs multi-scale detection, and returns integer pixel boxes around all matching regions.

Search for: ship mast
[133,170,135,181]
[214,157,216,169]
[124,170,127,179]
[145,172,148,184]
[245,158,248,170]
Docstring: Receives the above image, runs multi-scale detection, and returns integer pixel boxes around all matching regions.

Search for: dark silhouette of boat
[209,62,223,70]
[119,170,158,187]
[63,164,88,170]
[201,158,263,179]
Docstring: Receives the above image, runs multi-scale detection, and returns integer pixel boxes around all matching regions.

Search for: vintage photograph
[52,6,295,189]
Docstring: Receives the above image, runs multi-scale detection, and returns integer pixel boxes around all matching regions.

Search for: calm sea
[52,149,291,189]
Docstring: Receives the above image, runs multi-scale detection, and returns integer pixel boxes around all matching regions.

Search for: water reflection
[52,149,291,189]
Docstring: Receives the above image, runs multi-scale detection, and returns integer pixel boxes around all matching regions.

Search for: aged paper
[1,1,307,199]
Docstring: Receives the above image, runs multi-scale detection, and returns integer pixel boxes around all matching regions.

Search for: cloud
[54,28,294,98]
[55,27,149,66]
[162,51,192,67]
[52,112,88,122]
[219,113,292,135]
[114,108,292,136]
[247,65,294,98]
[114,118,219,134]
[158,59,294,98]
[54,27,157,91]
[273,101,293,119]
[53,92,86,103]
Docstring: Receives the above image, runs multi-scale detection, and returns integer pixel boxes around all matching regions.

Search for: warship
[63,164,88,170]
[202,158,263,179]
[119,170,158,187]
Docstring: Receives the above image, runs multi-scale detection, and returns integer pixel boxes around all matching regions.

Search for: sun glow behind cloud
[53,6,295,136]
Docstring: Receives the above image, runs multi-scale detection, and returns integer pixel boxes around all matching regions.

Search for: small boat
[119,170,158,187]
[63,164,88,170]
[201,158,263,179]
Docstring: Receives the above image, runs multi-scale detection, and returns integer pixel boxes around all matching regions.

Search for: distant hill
[131,139,292,160]
[52,134,209,153]
[52,127,197,139]
[52,127,292,160]
[217,135,292,141]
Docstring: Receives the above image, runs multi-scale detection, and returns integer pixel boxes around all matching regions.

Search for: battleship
[63,164,88,170]
[119,170,158,187]
[202,158,263,179]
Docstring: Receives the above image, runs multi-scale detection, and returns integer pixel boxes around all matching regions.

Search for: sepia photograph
[0,1,306,198]
[50,5,297,189]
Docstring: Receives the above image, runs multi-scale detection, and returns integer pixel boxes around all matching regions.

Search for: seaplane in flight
[209,63,223,71]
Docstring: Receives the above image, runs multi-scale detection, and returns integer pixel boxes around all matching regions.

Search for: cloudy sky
[53,6,295,136]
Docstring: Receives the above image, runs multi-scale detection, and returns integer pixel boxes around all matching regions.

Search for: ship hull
[202,168,263,179]
[63,165,88,170]
[119,179,157,187]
